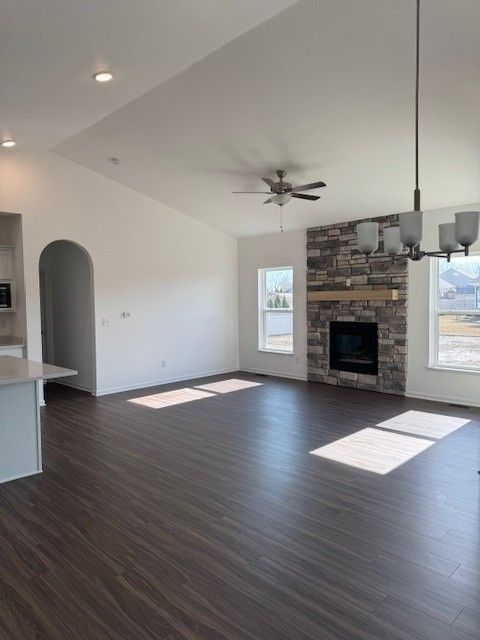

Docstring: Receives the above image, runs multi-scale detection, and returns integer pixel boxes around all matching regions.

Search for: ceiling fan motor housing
[272,171,291,193]
[272,181,292,194]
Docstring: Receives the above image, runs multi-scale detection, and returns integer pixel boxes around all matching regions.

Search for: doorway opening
[39,240,96,394]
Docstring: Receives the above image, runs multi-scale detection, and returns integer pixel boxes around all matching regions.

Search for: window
[258,267,293,353]
[430,255,480,371]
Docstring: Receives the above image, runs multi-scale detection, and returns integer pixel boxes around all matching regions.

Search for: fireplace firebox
[330,321,378,375]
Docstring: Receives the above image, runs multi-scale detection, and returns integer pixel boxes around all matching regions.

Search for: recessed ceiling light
[93,71,113,83]
[1,140,15,148]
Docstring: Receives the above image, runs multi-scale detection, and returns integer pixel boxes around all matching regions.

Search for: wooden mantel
[307,289,399,302]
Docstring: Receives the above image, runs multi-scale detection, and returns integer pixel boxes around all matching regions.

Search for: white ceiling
[0,0,297,148]
[2,0,480,237]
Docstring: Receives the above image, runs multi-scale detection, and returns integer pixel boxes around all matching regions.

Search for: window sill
[258,348,294,356]
[426,365,480,376]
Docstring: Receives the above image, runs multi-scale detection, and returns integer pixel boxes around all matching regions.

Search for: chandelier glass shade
[438,223,460,254]
[357,222,379,255]
[399,211,423,248]
[383,225,403,256]
[455,211,480,247]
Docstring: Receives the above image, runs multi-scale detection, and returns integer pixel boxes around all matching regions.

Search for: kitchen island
[0,355,76,484]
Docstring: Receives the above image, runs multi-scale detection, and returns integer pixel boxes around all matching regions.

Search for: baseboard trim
[406,390,480,409]
[239,367,307,381]
[93,366,239,397]
[53,379,93,393]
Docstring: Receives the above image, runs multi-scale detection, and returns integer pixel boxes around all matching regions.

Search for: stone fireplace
[307,214,407,395]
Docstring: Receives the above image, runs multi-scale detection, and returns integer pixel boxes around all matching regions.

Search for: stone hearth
[307,214,408,395]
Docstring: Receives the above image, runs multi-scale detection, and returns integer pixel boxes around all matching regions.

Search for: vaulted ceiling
[2,0,479,236]
[0,0,297,148]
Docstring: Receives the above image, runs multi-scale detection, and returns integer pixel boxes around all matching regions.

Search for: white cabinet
[0,247,14,280]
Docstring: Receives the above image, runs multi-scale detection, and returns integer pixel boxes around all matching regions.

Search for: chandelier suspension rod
[414,0,420,211]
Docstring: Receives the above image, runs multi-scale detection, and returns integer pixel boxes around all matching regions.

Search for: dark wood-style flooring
[0,373,479,639]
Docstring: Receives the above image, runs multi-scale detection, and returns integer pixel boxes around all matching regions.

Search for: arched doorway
[39,240,96,394]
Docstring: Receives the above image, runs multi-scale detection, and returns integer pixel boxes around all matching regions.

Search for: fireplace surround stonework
[307,214,408,394]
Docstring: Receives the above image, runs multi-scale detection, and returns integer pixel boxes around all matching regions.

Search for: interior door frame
[38,240,97,396]
[39,266,54,364]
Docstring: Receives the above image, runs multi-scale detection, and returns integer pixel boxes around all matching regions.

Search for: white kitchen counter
[0,356,77,484]
[0,355,75,386]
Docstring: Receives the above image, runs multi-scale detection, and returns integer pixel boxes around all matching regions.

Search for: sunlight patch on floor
[310,427,434,474]
[195,379,263,394]
[376,410,470,439]
[127,378,262,409]
[128,387,215,409]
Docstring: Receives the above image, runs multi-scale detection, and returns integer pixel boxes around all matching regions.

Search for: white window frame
[429,256,480,373]
[258,266,294,355]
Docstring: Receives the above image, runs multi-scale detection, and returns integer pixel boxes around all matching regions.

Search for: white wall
[0,150,238,396]
[238,230,307,380]
[40,241,95,391]
[407,204,480,407]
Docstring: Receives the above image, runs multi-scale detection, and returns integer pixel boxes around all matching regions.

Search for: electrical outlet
[101,317,110,327]
[120,311,131,318]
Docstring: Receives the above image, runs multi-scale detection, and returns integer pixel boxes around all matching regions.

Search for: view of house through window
[432,255,480,370]
[258,267,293,353]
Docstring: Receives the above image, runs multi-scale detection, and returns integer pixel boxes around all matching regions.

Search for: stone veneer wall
[307,214,408,394]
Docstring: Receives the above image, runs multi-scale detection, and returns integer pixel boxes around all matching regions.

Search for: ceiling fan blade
[232,191,271,194]
[262,177,275,187]
[263,198,273,204]
[291,193,320,201]
[291,181,326,192]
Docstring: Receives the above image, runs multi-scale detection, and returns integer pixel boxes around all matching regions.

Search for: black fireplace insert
[330,321,378,375]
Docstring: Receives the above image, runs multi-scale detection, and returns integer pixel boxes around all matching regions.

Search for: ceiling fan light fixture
[271,193,292,206]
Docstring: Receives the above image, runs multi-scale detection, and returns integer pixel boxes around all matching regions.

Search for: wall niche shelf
[307,289,399,302]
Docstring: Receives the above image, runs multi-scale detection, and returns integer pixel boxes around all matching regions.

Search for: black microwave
[0,283,12,309]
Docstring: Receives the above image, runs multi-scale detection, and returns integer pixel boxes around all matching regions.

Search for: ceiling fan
[233,169,326,206]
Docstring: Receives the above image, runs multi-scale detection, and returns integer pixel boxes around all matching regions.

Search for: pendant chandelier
[357,0,479,261]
